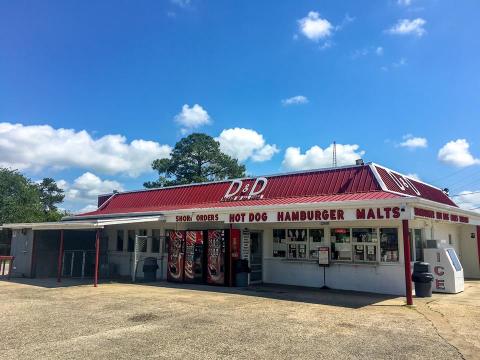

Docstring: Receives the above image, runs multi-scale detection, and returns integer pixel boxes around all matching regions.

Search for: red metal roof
[84,191,400,216]
[373,165,457,207]
[75,163,457,218]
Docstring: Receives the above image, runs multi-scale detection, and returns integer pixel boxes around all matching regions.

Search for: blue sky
[1,0,480,212]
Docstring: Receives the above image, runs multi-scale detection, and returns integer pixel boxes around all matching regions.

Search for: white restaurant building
[3,163,480,296]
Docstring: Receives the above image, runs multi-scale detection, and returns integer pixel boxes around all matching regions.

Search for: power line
[430,166,474,183]
[450,190,480,197]
[446,168,480,193]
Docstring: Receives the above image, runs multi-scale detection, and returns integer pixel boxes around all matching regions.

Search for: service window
[352,228,377,262]
[409,229,424,262]
[286,229,308,260]
[127,230,135,252]
[138,229,148,252]
[116,230,124,252]
[380,228,399,262]
[152,229,161,253]
[308,229,325,259]
[330,228,352,261]
[273,229,287,258]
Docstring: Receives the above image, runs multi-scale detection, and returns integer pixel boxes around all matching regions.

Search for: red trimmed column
[94,229,100,287]
[402,220,413,305]
[57,230,64,283]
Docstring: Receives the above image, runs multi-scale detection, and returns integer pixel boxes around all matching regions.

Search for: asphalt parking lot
[0,279,479,359]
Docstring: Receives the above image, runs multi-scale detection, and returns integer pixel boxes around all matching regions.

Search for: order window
[152,229,161,253]
[352,228,377,262]
[273,229,287,257]
[330,228,352,261]
[116,230,124,252]
[380,228,399,262]
[286,229,308,260]
[309,229,325,259]
[127,230,135,252]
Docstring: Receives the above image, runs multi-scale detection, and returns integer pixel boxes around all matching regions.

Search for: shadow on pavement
[1,277,400,308]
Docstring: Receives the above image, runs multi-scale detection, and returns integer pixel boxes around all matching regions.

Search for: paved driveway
[0,279,478,359]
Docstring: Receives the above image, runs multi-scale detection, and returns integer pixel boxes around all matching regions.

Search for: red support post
[476,226,480,268]
[229,224,233,287]
[8,257,14,279]
[402,220,413,305]
[94,229,100,287]
[57,230,64,283]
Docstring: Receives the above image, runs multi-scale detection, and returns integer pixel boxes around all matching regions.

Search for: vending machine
[184,231,204,283]
[207,230,225,285]
[424,246,464,294]
[167,231,185,282]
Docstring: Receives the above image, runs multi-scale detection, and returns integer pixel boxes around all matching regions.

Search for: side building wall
[9,229,34,277]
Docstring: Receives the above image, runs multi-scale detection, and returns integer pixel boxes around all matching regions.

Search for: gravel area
[0,279,478,359]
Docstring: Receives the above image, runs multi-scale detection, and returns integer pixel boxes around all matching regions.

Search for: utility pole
[333,141,337,167]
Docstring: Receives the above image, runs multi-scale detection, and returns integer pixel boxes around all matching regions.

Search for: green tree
[0,168,65,224]
[37,177,65,213]
[144,133,246,188]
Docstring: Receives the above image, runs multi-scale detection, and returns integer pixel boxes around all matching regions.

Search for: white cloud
[393,57,408,67]
[335,13,355,31]
[171,0,191,8]
[387,18,426,37]
[216,128,279,162]
[399,135,428,149]
[397,0,412,6]
[319,40,334,50]
[282,143,365,170]
[298,11,333,42]
[0,123,171,177]
[59,172,124,213]
[174,104,211,134]
[438,139,480,167]
[282,95,309,106]
[352,48,369,59]
[375,46,384,56]
[405,173,420,181]
[454,191,480,213]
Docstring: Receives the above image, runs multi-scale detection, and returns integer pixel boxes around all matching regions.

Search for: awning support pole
[476,226,480,268]
[57,230,64,283]
[402,219,413,306]
[94,229,100,287]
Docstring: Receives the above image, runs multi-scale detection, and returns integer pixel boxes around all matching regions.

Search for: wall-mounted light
[471,233,476,239]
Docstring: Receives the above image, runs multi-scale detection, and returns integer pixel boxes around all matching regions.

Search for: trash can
[234,259,250,287]
[143,257,159,282]
[412,261,434,297]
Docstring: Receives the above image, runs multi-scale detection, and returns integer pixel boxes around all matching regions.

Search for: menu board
[241,230,250,261]
[318,247,330,266]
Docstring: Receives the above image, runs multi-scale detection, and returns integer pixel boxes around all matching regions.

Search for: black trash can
[412,262,434,297]
[143,257,159,282]
[234,259,250,287]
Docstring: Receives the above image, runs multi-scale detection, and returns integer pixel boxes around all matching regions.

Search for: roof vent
[442,188,449,196]
[355,159,365,166]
